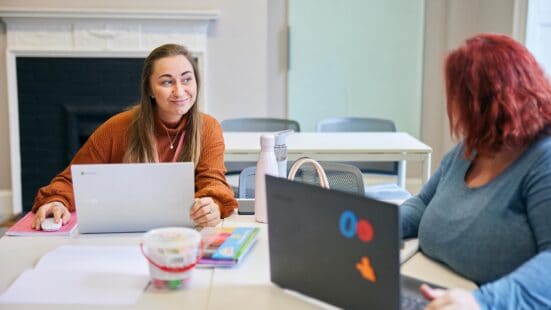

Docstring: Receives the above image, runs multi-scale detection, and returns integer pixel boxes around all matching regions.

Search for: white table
[0,215,474,309]
[0,234,211,310]
[223,132,432,189]
[214,215,476,308]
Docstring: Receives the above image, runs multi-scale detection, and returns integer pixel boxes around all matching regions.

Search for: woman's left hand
[421,284,480,310]
[191,197,221,227]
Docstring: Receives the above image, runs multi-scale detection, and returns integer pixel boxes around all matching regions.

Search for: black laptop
[266,175,438,310]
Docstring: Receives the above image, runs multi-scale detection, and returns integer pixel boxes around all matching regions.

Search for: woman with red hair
[401,33,551,308]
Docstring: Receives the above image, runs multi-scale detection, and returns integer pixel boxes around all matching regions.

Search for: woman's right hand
[31,201,71,230]
[421,284,480,310]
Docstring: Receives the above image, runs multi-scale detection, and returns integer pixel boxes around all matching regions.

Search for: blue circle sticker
[339,210,358,238]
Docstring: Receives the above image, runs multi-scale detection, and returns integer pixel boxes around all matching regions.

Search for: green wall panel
[288,0,425,136]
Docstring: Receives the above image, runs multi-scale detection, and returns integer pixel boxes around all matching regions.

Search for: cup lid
[143,227,201,249]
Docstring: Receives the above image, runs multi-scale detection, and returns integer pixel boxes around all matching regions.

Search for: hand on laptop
[191,197,221,227]
[32,201,71,230]
[420,284,480,310]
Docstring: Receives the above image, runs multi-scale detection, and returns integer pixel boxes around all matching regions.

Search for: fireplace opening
[17,57,143,212]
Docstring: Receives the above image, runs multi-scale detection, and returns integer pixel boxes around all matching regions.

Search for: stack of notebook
[199,227,259,267]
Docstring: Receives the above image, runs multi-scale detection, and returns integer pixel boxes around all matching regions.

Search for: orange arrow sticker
[356,256,377,283]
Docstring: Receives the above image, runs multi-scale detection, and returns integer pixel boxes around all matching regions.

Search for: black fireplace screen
[17,57,143,212]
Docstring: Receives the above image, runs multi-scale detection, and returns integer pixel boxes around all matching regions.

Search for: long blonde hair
[124,44,201,165]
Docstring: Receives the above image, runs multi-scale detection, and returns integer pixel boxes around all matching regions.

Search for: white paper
[36,245,149,275]
[0,245,150,305]
[0,269,149,305]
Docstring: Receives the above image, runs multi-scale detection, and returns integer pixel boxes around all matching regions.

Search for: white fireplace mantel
[0,8,219,55]
[1,8,219,214]
[0,8,220,21]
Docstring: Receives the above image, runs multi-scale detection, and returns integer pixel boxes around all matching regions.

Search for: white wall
[526,0,551,75]
[0,20,7,190]
[0,0,287,214]
[421,0,524,172]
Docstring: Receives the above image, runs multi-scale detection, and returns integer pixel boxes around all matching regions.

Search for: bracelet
[51,201,64,210]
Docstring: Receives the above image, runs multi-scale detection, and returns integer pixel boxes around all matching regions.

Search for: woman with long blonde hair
[31,44,236,229]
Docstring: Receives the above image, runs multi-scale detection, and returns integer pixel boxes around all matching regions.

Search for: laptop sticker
[339,210,378,283]
[338,210,374,243]
[339,210,358,238]
[356,256,377,283]
[356,219,374,243]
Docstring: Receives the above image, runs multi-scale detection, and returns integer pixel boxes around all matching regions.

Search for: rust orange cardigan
[32,109,237,218]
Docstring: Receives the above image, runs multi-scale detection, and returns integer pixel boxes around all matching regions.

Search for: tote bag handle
[287,157,330,189]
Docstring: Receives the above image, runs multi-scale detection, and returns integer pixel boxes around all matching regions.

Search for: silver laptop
[72,162,195,233]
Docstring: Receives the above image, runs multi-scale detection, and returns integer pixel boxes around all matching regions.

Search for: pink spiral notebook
[5,212,78,236]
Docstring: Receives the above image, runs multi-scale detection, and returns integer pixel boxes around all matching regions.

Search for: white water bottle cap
[260,134,275,148]
[274,135,285,147]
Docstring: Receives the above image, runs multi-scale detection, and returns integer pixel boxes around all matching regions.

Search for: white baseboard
[0,190,13,216]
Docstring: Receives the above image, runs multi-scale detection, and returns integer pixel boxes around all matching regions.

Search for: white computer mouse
[41,217,62,231]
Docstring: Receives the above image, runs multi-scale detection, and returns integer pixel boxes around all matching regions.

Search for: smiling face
[149,55,197,125]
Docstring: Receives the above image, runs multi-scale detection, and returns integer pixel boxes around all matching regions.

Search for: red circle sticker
[356,219,374,243]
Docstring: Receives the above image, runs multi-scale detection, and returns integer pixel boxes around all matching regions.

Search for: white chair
[316,117,411,201]
[316,117,398,177]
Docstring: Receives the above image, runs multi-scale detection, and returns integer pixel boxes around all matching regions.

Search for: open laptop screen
[72,162,194,233]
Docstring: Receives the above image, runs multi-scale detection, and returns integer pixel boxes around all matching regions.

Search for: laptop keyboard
[401,293,427,310]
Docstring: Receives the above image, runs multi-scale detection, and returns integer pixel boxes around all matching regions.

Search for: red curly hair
[445,33,551,157]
